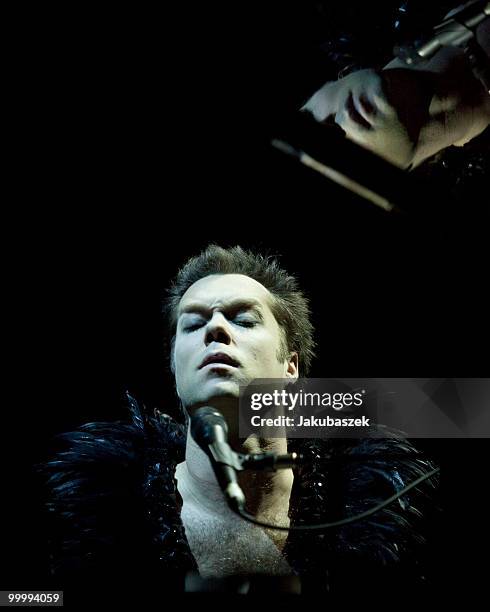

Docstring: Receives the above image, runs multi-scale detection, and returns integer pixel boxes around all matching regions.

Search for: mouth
[199,352,240,369]
[345,92,373,130]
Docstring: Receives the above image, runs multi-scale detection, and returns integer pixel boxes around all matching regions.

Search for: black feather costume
[43,394,439,593]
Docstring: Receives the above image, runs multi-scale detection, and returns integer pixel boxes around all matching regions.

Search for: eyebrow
[179,298,265,320]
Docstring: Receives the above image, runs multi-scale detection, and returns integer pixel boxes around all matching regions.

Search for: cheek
[173,336,195,380]
[248,330,282,366]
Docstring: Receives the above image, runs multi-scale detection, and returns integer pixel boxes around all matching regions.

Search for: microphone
[190,407,245,512]
[395,1,489,65]
[394,1,490,93]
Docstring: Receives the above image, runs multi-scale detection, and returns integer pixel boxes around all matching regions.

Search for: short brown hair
[163,244,315,377]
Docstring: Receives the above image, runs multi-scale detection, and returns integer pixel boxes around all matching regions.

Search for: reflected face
[173,274,297,409]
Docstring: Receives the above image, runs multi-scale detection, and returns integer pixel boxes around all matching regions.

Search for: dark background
[5,0,489,599]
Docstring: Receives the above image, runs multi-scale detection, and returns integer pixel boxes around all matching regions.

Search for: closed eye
[184,320,205,332]
[233,318,258,328]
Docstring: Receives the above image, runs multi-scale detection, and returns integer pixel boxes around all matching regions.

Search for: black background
[4,0,489,599]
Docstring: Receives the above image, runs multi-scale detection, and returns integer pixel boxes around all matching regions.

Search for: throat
[175,432,295,575]
[181,427,294,515]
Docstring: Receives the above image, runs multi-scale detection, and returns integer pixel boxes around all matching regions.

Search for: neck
[179,405,294,518]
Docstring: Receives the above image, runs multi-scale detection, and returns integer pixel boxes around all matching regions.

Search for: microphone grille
[190,406,228,446]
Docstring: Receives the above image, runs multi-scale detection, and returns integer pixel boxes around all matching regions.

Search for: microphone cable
[234,455,440,532]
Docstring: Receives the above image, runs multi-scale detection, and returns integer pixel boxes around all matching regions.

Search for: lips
[199,352,240,369]
[345,92,373,130]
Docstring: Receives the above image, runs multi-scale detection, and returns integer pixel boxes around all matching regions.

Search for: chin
[192,379,240,405]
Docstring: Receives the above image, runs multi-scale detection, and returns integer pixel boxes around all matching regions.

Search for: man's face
[173,273,298,409]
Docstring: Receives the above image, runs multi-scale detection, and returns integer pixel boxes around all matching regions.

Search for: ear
[169,341,181,399]
[285,352,299,380]
[169,336,176,375]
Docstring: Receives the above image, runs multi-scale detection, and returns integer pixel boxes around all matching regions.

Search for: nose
[204,312,232,346]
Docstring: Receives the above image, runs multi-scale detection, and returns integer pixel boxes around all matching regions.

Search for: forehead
[177,274,273,315]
